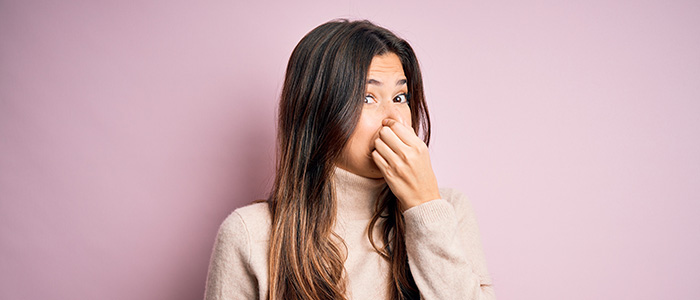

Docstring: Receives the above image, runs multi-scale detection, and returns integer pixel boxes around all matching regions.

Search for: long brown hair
[267,19,431,300]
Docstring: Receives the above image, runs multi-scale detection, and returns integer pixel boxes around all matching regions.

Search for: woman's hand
[371,119,441,211]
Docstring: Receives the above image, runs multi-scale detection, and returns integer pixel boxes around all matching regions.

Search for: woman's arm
[204,211,257,300]
[372,119,495,299]
[403,190,495,300]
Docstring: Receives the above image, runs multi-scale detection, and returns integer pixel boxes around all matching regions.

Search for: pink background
[2,0,699,299]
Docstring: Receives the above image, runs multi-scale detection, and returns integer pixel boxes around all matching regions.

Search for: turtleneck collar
[332,167,387,220]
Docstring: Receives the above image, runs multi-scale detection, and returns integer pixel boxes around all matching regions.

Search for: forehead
[367,53,405,78]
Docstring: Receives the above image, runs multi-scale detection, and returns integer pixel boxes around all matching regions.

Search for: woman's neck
[332,166,387,220]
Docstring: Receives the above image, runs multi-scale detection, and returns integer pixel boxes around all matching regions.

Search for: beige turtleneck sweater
[204,167,495,299]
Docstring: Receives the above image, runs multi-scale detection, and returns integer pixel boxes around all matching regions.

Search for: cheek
[401,106,413,127]
[343,117,380,163]
[354,116,382,148]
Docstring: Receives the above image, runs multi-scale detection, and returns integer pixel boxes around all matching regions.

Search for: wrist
[399,192,441,212]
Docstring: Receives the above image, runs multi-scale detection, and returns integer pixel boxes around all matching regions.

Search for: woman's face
[337,52,412,178]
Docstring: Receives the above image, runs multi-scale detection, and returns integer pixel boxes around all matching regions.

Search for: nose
[379,102,408,126]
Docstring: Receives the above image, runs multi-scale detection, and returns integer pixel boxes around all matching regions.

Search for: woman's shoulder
[218,202,271,243]
[233,201,271,222]
[205,202,270,298]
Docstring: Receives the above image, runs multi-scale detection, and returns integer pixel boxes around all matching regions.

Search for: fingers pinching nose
[378,126,391,138]
[382,118,398,127]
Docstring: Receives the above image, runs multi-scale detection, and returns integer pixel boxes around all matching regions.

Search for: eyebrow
[367,79,407,86]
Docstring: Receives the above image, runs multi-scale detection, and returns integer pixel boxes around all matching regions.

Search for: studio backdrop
[1,0,699,299]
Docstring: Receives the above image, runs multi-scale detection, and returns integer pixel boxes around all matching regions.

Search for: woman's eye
[393,93,408,103]
[364,95,376,104]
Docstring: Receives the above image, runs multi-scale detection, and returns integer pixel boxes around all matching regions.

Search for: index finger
[382,119,423,146]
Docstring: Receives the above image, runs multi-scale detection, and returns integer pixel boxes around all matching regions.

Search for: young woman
[204,19,495,300]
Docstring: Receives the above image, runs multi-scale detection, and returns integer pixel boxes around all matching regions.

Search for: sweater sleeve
[403,189,496,300]
[204,211,258,300]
